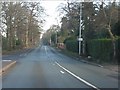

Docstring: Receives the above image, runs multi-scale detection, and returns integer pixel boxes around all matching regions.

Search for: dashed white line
[60,70,65,74]
[55,61,100,90]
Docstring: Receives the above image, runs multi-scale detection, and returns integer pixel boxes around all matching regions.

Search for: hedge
[87,38,120,63]
[65,40,79,53]
[65,37,120,63]
[116,38,120,63]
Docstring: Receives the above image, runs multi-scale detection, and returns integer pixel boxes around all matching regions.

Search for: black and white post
[78,2,83,55]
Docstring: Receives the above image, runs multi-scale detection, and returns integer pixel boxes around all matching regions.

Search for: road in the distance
[2,45,118,89]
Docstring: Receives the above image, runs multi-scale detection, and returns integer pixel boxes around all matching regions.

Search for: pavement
[56,48,119,73]
[1,45,119,89]
[1,48,34,75]
[0,48,33,76]
[0,60,16,76]
[103,65,119,75]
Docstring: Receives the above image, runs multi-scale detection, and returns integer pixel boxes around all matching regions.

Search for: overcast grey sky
[41,1,67,31]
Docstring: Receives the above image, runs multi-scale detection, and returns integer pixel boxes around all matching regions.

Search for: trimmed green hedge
[116,38,120,63]
[88,38,120,62]
[65,40,79,53]
[65,37,120,63]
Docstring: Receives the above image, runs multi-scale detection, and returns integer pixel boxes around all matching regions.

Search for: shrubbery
[64,36,120,63]
[116,37,120,63]
[65,40,79,53]
[2,37,22,50]
[87,38,120,63]
[2,37,8,50]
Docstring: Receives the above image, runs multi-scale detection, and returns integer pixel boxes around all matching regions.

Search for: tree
[57,1,80,43]
[57,1,119,60]
[94,1,119,61]
[1,2,45,50]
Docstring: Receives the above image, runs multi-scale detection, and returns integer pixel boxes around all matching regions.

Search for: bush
[65,40,78,53]
[116,37,120,63]
[16,39,21,45]
[64,36,76,44]
[2,37,8,50]
[87,38,119,63]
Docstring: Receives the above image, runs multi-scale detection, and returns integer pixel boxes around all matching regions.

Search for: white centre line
[55,61,100,90]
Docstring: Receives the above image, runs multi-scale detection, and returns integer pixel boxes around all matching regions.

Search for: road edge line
[55,61,100,90]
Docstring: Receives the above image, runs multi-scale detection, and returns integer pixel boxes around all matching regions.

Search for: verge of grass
[55,47,118,66]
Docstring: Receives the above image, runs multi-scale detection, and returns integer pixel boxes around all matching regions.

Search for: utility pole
[55,29,58,47]
[56,31,57,45]
[78,2,83,55]
[0,2,2,90]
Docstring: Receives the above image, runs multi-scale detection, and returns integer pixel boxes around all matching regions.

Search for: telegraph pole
[0,2,2,90]
[78,2,83,55]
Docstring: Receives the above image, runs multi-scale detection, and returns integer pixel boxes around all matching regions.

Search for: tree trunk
[25,29,29,48]
[108,27,116,62]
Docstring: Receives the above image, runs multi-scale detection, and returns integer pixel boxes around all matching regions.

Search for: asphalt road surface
[2,45,119,89]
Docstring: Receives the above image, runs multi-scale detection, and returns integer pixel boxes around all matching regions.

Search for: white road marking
[55,61,100,90]
[2,60,11,61]
[60,70,65,74]
[98,65,103,67]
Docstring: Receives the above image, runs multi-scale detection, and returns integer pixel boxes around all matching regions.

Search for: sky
[40,0,119,31]
[40,1,67,31]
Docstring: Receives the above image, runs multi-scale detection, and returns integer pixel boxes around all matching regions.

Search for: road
[2,45,119,89]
